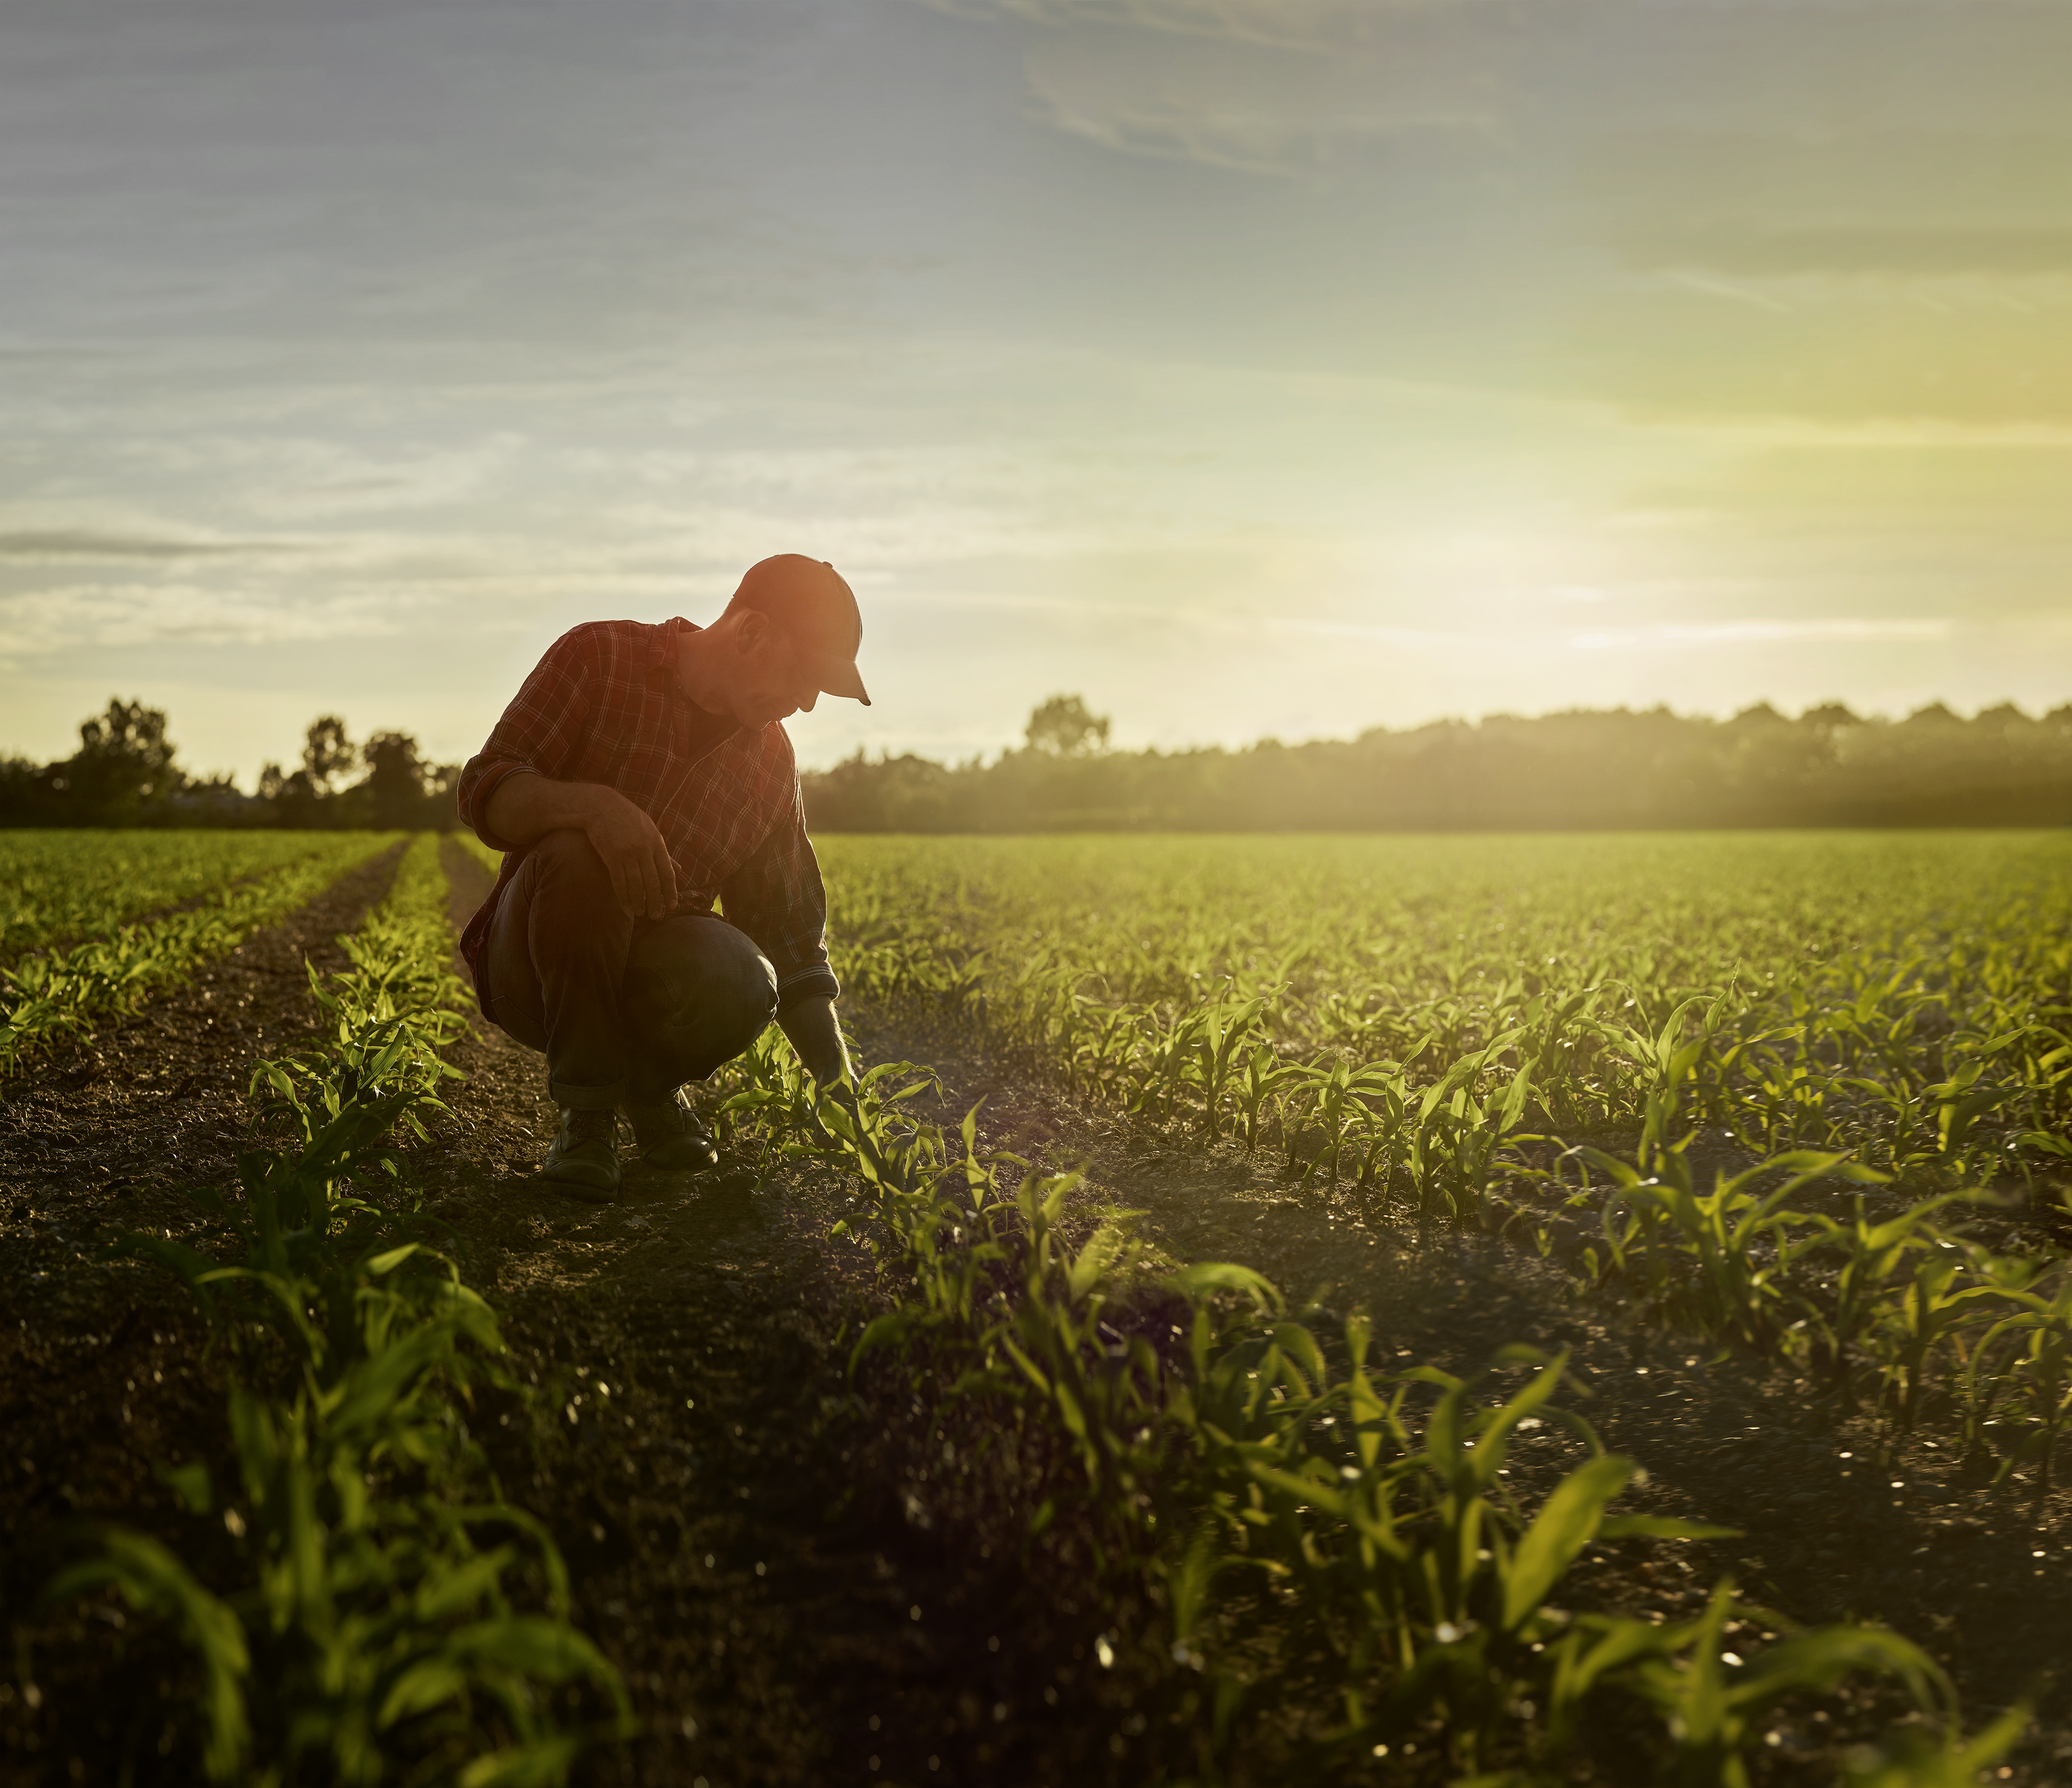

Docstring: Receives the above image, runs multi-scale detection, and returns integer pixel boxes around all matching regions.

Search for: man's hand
[482,774,677,919]
[582,790,677,920]
[778,996,852,1086]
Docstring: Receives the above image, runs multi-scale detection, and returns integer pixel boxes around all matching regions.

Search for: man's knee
[677,921,777,1038]
[623,917,777,1072]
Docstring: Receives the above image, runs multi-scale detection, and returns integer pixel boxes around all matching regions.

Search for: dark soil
[1,842,406,1778]
[4,840,2070,1784]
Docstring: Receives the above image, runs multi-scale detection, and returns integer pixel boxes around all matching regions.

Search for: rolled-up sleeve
[720,784,840,1011]
[456,627,599,850]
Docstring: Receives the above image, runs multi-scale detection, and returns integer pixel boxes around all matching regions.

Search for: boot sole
[637,1143,720,1173]
[541,1161,620,1202]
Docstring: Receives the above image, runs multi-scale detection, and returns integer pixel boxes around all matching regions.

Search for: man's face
[729,614,823,728]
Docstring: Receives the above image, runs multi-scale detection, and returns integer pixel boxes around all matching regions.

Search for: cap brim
[808,654,870,705]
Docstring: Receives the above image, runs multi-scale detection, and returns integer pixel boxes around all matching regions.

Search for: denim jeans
[479,829,778,1110]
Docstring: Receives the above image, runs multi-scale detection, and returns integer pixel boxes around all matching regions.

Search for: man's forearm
[482,772,623,848]
[778,996,851,1084]
[482,772,680,920]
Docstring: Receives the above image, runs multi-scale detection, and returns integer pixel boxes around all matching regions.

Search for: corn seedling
[47,834,630,1784]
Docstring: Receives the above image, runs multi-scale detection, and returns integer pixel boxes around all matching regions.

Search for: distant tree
[303,716,357,793]
[1800,702,1860,730]
[166,770,262,826]
[1975,701,2031,728]
[361,731,432,828]
[804,749,971,831]
[803,696,2072,834]
[422,758,465,830]
[258,744,329,828]
[66,697,181,820]
[1025,693,1111,757]
[0,754,67,825]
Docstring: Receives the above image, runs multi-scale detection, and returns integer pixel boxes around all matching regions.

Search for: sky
[3,0,2069,784]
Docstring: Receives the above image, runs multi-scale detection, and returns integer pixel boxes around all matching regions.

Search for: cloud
[921,0,1376,51]
[0,529,297,561]
[1630,225,2072,280]
[0,582,402,662]
[1268,616,1465,646]
[1583,131,2072,287]
[946,2,2072,183]
[1016,22,1495,174]
[1571,619,1953,652]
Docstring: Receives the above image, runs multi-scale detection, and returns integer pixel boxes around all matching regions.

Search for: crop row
[817,834,2070,1034]
[0,830,371,962]
[822,834,2072,1196]
[0,833,393,1077]
[820,838,2072,1475]
[837,934,2072,1239]
[704,1036,2022,1783]
[1559,1080,2072,1494]
[39,835,625,1784]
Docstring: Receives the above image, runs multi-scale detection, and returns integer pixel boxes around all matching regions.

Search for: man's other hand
[585,791,678,919]
[778,996,852,1086]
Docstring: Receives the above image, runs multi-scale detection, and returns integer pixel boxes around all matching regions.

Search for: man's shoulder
[545,617,666,657]
[532,618,676,685]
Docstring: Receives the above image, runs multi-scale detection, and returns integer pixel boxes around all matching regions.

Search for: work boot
[542,1107,620,1198]
[622,1089,720,1172]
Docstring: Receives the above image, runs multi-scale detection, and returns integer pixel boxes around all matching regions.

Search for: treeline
[13,691,2072,834]
[803,695,2072,832]
[0,699,460,830]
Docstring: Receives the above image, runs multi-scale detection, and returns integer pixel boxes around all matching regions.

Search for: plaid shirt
[456,618,839,1012]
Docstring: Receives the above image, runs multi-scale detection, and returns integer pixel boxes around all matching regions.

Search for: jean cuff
[550,1075,625,1111]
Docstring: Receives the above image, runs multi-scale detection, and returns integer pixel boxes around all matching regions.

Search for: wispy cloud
[0,529,298,561]
[1571,619,1954,652]
[918,0,1367,53]
[0,582,402,662]
[1634,225,2072,281]
[1017,24,1492,176]
[1268,616,1465,646]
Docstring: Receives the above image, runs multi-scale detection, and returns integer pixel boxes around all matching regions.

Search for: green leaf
[1065,1221,1131,1303]
[1502,1455,1636,1631]
[1166,1261,1282,1311]
[156,1459,214,1515]
[44,1528,251,1781]
[457,1736,586,1788]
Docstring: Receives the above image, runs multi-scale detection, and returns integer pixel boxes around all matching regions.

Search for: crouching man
[455,554,867,1197]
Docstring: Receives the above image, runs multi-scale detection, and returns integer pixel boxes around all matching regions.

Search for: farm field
[821,831,2072,1178]
[0,830,386,962]
[4,828,2071,1786]
[0,831,396,1078]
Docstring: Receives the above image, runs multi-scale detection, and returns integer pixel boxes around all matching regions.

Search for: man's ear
[732,608,772,655]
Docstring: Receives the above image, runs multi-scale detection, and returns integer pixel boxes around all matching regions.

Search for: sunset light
[5,0,2068,777]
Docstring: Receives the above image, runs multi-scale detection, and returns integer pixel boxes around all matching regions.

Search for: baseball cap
[730,554,871,705]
